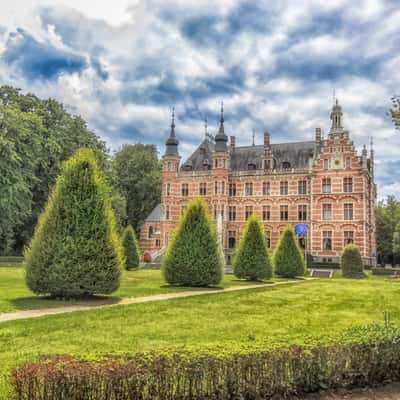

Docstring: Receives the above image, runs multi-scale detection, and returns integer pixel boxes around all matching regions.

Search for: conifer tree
[341,244,365,278]
[25,149,124,298]
[122,225,141,270]
[162,197,223,286]
[233,214,272,281]
[274,226,305,278]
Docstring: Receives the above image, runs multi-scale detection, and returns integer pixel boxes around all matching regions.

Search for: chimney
[315,127,322,144]
[230,135,236,150]
[264,131,270,147]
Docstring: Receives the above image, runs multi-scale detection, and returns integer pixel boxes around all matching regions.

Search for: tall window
[344,203,353,220]
[199,183,207,196]
[214,181,218,195]
[280,181,288,195]
[228,231,236,249]
[322,204,332,220]
[298,205,307,221]
[344,231,354,246]
[229,206,236,221]
[298,180,307,195]
[148,226,153,239]
[322,178,331,193]
[343,177,353,193]
[323,231,332,250]
[263,205,271,221]
[221,205,224,220]
[245,205,253,220]
[263,181,270,195]
[323,159,329,169]
[182,184,189,197]
[266,231,271,248]
[245,182,253,196]
[345,157,351,169]
[280,205,289,221]
[221,181,225,195]
[229,183,236,197]
[165,205,170,220]
[166,183,171,196]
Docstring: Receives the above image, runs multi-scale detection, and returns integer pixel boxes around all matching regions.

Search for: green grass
[0,264,270,314]
[1,277,400,397]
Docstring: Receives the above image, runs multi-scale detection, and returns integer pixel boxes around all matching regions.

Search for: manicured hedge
[341,244,365,279]
[11,324,400,400]
[372,267,400,276]
[0,256,23,264]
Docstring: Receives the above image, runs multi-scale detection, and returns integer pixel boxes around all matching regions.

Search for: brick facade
[140,101,376,266]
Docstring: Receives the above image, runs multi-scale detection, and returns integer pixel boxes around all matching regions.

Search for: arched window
[282,161,291,169]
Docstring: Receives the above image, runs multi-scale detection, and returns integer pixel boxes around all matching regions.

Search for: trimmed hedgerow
[25,149,124,298]
[11,324,400,400]
[341,244,365,279]
[233,214,272,281]
[122,225,141,270]
[273,226,305,278]
[162,197,223,286]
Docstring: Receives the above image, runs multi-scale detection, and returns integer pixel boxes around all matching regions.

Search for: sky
[0,0,399,199]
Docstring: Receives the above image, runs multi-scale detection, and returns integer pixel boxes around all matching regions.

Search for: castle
[140,100,376,266]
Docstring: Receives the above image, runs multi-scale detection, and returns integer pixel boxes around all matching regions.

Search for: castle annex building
[140,100,376,266]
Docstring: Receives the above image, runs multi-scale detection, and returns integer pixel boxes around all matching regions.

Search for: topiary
[25,148,124,298]
[341,244,365,278]
[233,214,272,281]
[122,225,141,270]
[273,226,305,278]
[162,197,223,286]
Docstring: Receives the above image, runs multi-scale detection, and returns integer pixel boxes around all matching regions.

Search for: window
[221,205,224,220]
[322,178,331,193]
[298,237,306,249]
[280,181,288,195]
[222,159,226,168]
[245,182,253,196]
[221,181,225,195]
[182,184,189,197]
[214,181,218,195]
[214,206,217,219]
[228,231,236,249]
[214,159,218,169]
[229,206,236,221]
[298,205,307,221]
[166,183,171,196]
[167,161,171,171]
[345,157,351,169]
[229,183,236,197]
[263,205,271,221]
[148,226,153,238]
[165,205,170,220]
[282,161,291,169]
[298,180,307,195]
[264,159,271,170]
[199,183,207,196]
[266,231,271,248]
[245,205,253,220]
[344,231,354,246]
[263,181,270,195]
[323,159,329,169]
[322,204,332,220]
[343,177,353,193]
[280,205,289,221]
[344,203,353,220]
[323,231,332,251]
[155,239,161,247]
[248,163,256,170]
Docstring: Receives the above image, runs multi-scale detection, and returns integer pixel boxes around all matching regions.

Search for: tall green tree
[233,214,272,281]
[122,225,141,270]
[0,86,107,255]
[111,144,161,233]
[162,197,223,286]
[25,149,123,298]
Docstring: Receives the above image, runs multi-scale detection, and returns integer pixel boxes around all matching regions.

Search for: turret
[214,102,228,152]
[164,107,179,157]
[330,99,344,133]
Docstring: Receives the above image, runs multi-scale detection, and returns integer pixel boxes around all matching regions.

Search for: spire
[204,116,208,137]
[330,98,344,133]
[164,107,179,156]
[362,144,368,157]
[252,129,255,146]
[215,101,228,152]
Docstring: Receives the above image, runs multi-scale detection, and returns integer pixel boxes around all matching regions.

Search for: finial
[220,101,224,124]
[171,107,175,128]
[252,129,255,146]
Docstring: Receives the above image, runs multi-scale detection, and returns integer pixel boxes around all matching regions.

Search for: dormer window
[248,162,256,170]
[282,161,291,169]
[203,159,210,170]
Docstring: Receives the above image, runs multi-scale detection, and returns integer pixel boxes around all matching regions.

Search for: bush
[233,214,272,281]
[273,226,305,278]
[162,197,223,286]
[341,244,365,278]
[25,149,124,298]
[122,225,141,270]
[372,267,400,276]
[11,324,400,400]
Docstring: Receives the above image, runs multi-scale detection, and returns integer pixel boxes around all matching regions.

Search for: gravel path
[0,279,308,323]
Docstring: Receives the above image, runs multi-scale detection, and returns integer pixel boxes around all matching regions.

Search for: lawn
[0,277,400,397]
[0,264,269,314]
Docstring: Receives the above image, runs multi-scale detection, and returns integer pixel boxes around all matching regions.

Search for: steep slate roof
[182,140,320,171]
[145,204,161,222]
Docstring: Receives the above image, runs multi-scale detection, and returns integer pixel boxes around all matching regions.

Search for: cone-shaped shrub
[341,244,365,278]
[122,225,141,270]
[25,149,124,298]
[274,226,305,278]
[162,197,223,286]
[233,214,272,281]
